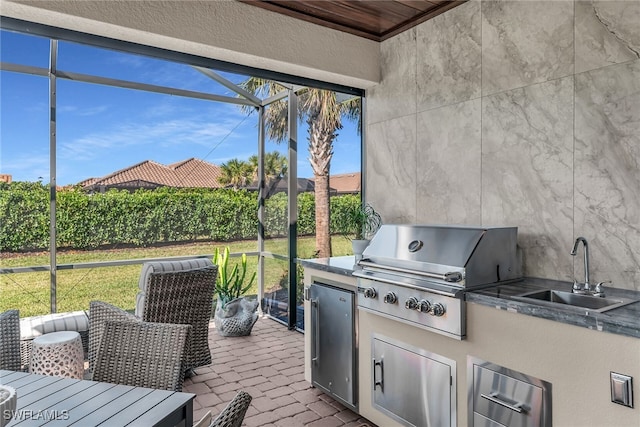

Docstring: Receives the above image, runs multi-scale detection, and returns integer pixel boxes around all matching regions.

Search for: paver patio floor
[183,316,376,427]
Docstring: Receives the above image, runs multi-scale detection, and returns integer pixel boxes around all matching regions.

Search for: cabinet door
[310,283,355,407]
[373,337,452,427]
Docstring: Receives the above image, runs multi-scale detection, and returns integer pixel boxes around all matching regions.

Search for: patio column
[49,39,58,313]
[257,105,265,313]
[287,90,298,330]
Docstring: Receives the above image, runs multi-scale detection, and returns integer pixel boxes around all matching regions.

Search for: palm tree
[218,158,253,190]
[240,79,361,258]
[248,151,288,186]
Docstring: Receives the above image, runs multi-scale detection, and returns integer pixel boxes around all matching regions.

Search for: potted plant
[337,203,382,261]
[213,247,259,337]
[0,385,16,427]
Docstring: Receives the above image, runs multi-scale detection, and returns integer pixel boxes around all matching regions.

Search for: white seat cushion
[20,311,89,340]
[193,410,212,427]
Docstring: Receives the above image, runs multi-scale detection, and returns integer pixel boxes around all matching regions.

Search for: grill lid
[356,224,520,289]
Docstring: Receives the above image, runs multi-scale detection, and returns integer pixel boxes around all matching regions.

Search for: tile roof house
[326,172,361,195]
[244,175,319,197]
[305,172,361,195]
[243,173,360,197]
[79,158,222,192]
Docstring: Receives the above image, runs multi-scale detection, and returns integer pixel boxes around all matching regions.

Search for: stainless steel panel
[611,372,634,408]
[357,278,465,339]
[474,412,507,427]
[468,357,552,427]
[372,335,456,427]
[463,227,520,287]
[353,265,465,293]
[360,225,520,289]
[363,224,486,267]
[310,282,356,408]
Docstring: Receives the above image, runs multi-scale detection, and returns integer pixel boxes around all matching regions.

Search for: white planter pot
[352,239,370,262]
[0,385,16,427]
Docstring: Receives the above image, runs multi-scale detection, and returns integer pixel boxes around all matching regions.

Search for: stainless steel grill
[353,224,521,339]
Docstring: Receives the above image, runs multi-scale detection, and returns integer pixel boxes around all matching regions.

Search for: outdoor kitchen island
[298,255,640,427]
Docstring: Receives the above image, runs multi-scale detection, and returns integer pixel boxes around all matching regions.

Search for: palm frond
[340,96,362,134]
[239,78,290,142]
[218,158,253,189]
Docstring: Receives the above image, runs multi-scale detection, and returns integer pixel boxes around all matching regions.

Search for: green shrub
[0,182,361,252]
[0,181,49,251]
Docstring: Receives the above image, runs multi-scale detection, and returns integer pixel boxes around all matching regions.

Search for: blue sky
[0,30,361,185]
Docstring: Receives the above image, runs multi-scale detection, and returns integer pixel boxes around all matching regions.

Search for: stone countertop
[467,278,640,339]
[296,256,357,277]
[297,257,640,339]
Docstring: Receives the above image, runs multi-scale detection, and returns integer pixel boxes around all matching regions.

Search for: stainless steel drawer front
[468,357,552,427]
[373,335,456,427]
[474,366,543,427]
[474,412,507,427]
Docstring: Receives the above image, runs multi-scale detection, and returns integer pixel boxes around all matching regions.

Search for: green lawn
[0,236,353,317]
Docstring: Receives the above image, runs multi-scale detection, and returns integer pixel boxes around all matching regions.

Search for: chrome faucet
[570,237,590,294]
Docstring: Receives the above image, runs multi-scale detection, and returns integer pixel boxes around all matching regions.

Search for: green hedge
[0,182,360,252]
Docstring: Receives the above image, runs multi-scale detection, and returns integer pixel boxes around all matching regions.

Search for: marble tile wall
[481,0,574,96]
[482,77,574,278]
[574,60,640,289]
[416,99,482,225]
[365,0,640,290]
[366,115,417,224]
[416,0,481,111]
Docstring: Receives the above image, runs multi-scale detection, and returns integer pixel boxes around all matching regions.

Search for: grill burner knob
[430,303,446,317]
[405,297,419,310]
[363,287,377,299]
[417,299,432,313]
[383,292,397,304]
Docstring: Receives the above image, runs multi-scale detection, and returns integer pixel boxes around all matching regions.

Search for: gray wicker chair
[88,301,138,373]
[137,261,217,371]
[0,310,21,371]
[211,390,252,427]
[91,319,191,392]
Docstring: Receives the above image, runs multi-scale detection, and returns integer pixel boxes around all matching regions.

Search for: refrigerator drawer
[310,282,356,409]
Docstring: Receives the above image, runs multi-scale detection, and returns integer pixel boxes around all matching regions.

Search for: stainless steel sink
[513,289,638,313]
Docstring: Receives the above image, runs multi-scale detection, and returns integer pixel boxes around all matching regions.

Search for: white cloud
[108,54,145,69]
[25,102,48,113]
[58,105,78,113]
[77,105,109,116]
[146,64,208,89]
[0,152,49,182]
[143,102,178,118]
[58,104,109,116]
[140,63,250,97]
[57,113,256,162]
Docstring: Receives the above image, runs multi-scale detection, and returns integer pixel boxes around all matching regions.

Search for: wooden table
[0,370,194,427]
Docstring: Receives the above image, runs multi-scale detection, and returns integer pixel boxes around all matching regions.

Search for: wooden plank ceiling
[238,0,467,42]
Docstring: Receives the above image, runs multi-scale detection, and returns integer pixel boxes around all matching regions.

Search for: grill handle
[481,392,526,414]
[358,260,463,283]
